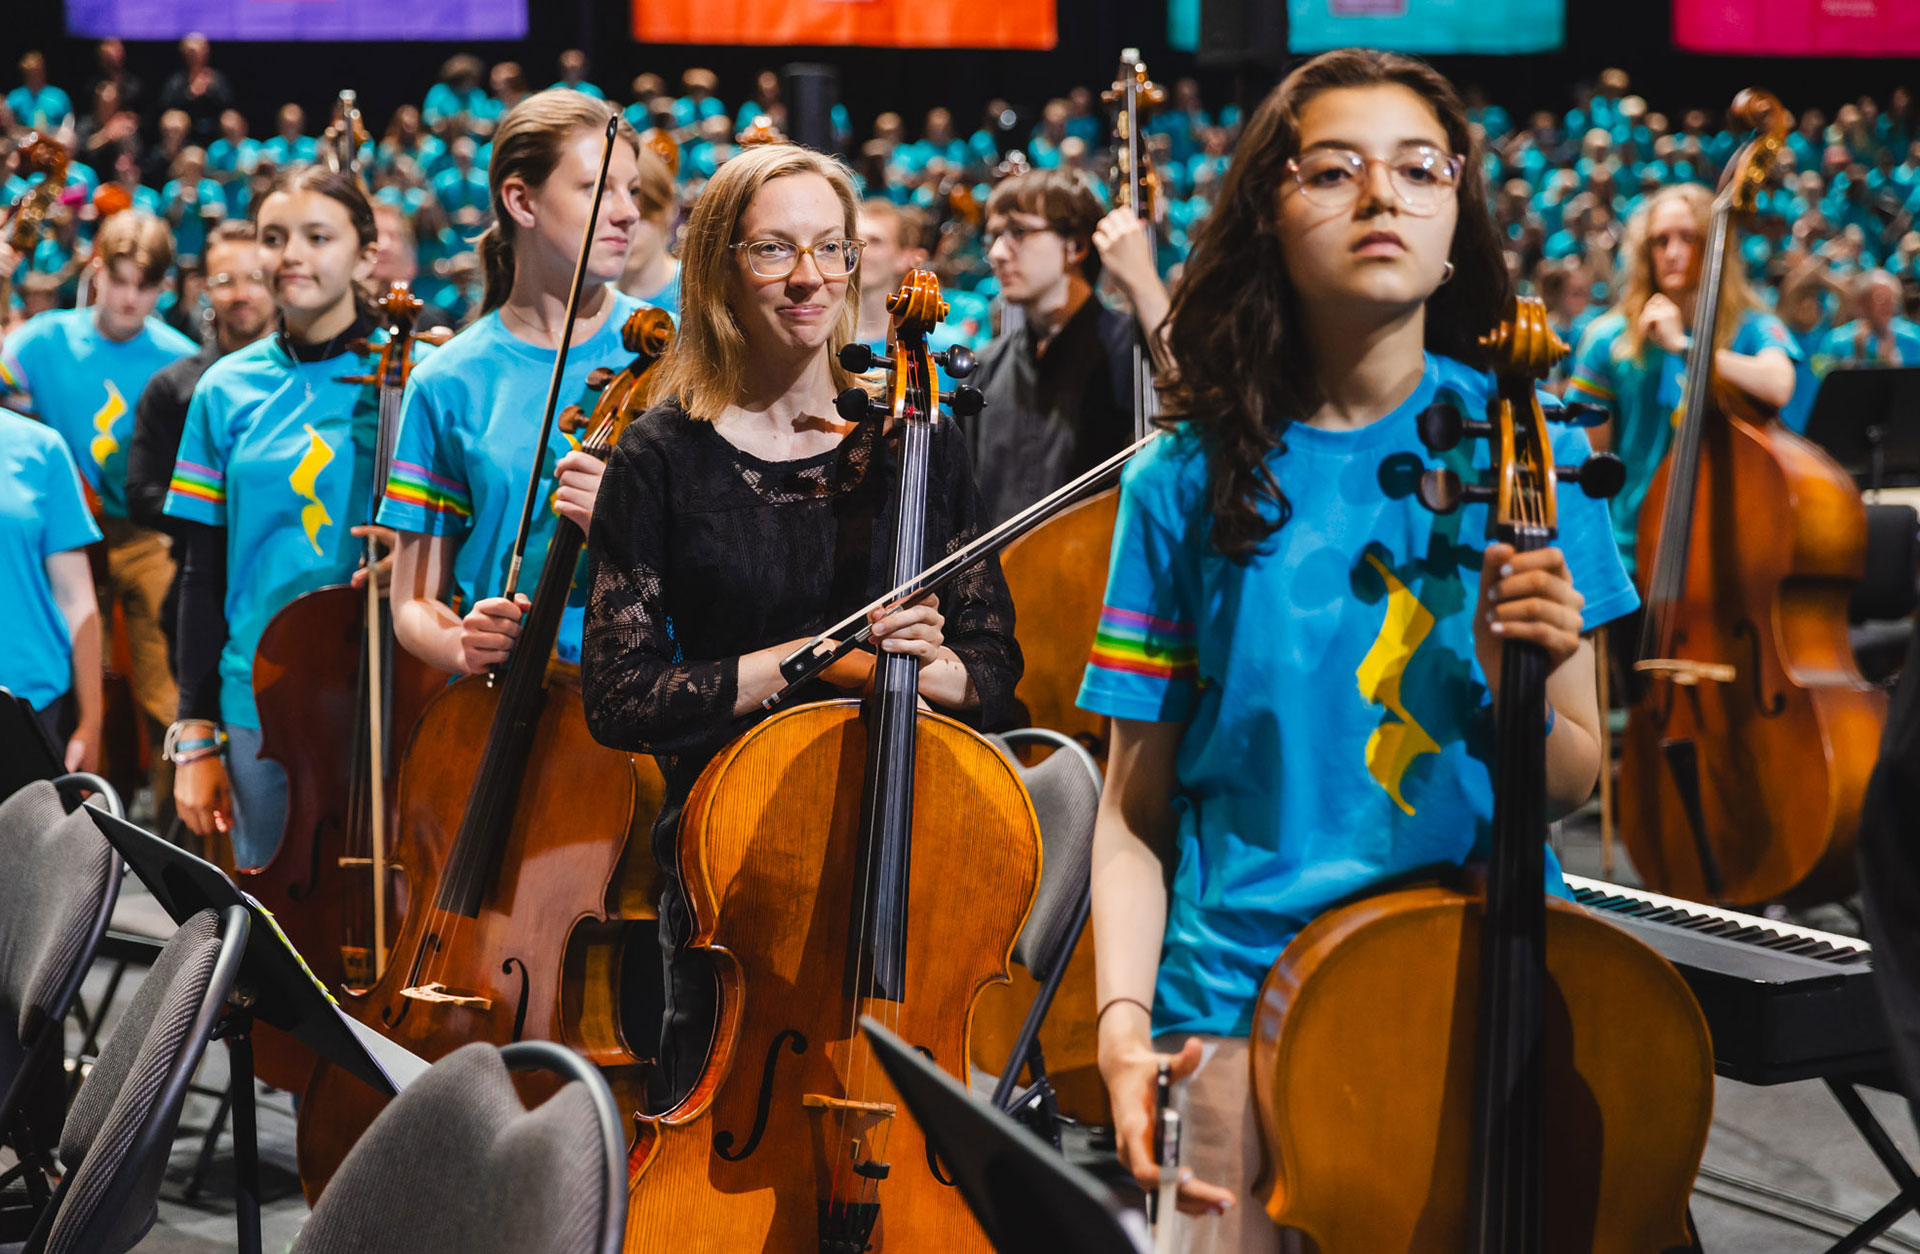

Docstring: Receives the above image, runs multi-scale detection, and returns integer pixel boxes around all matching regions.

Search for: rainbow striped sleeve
[1565,375,1615,403]
[383,458,473,522]
[0,354,22,393]
[1087,605,1198,685]
[165,459,225,510]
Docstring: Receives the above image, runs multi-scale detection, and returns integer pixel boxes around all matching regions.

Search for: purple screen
[66,0,527,41]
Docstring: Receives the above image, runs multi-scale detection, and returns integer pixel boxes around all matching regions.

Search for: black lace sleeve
[582,423,740,756]
[932,420,1024,731]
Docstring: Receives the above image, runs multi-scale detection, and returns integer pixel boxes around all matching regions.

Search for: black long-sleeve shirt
[582,400,1023,810]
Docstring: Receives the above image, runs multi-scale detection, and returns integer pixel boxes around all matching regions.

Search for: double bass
[972,48,1167,1127]
[1618,89,1886,907]
[296,120,671,1196]
[242,282,447,1093]
[1252,297,1713,1252]
[620,272,1042,1252]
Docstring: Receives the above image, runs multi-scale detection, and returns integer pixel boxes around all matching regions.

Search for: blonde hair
[649,143,862,420]
[1614,183,1760,362]
[475,89,641,314]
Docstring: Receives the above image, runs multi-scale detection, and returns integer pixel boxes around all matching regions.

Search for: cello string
[832,329,913,1223]
[864,341,937,1213]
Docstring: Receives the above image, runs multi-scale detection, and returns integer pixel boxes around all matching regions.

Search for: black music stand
[0,688,63,801]
[861,1016,1150,1254]
[1803,367,1920,493]
[86,807,428,1254]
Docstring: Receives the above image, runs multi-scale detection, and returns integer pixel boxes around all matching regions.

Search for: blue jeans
[225,723,289,870]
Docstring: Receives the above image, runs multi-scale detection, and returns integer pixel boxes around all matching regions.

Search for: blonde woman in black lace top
[581,142,1021,1108]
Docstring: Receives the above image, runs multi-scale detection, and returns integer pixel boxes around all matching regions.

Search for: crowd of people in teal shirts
[6,43,1918,367]
[0,41,1916,824]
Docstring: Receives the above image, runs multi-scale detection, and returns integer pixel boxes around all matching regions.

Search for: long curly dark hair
[1157,48,1511,560]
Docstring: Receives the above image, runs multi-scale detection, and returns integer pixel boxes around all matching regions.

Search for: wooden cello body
[621,704,1038,1252]
[244,584,444,1092]
[294,305,675,1199]
[1619,397,1884,905]
[1252,298,1713,1253]
[1617,90,1885,908]
[623,272,1041,1253]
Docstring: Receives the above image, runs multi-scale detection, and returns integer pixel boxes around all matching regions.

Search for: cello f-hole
[503,956,532,1041]
[1729,619,1787,717]
[713,1029,808,1162]
[287,816,334,902]
[912,1045,957,1187]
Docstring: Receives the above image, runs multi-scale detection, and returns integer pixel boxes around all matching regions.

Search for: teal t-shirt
[377,291,646,664]
[1075,353,1637,1038]
[0,309,198,519]
[1566,307,1799,571]
[162,337,385,729]
[0,408,105,707]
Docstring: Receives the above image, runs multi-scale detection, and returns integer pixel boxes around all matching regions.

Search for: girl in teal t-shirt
[0,409,105,768]
[383,90,650,678]
[1075,51,1634,1247]
[163,166,388,869]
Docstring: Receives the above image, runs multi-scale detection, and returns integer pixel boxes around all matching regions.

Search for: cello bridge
[399,982,492,1009]
[1634,658,1736,686]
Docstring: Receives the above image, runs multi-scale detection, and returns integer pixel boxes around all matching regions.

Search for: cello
[1618,89,1886,908]
[242,282,448,1094]
[620,271,1042,1253]
[0,134,68,314]
[973,48,1166,1128]
[1251,296,1713,1252]
[295,125,673,1196]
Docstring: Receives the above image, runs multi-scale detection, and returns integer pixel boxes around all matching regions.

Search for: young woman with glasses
[580,142,1023,1110]
[1078,49,1635,1252]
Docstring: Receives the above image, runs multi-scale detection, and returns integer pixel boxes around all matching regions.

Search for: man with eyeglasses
[969,169,1172,527]
[126,218,272,753]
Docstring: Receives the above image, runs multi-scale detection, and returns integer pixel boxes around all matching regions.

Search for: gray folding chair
[0,779,122,1232]
[17,904,248,1254]
[986,728,1104,1141]
[293,1040,627,1254]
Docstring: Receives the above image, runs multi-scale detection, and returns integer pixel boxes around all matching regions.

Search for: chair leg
[182,1087,234,1203]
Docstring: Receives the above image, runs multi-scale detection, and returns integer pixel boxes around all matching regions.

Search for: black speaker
[1196,0,1288,68]
[783,62,841,153]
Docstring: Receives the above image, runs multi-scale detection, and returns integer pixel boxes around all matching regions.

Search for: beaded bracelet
[162,721,228,764]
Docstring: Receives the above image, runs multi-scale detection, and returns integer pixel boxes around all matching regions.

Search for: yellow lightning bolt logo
[1355,552,1442,816]
[89,380,126,467]
[289,424,335,555]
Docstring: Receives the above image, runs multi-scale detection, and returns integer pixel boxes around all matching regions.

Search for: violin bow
[501,114,620,602]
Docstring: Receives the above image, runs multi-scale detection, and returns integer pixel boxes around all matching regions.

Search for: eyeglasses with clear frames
[206,269,268,290]
[1285,144,1464,217]
[731,237,863,279]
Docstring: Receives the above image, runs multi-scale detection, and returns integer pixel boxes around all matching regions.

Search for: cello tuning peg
[839,343,888,373]
[421,327,454,346]
[836,387,889,424]
[586,366,616,390]
[1558,402,1610,429]
[557,404,589,434]
[1560,452,1627,500]
[1416,403,1487,453]
[1416,468,1465,514]
[346,338,372,356]
[940,345,977,380]
[948,385,984,419]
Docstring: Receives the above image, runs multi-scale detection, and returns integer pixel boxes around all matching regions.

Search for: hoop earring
[1440,260,1456,285]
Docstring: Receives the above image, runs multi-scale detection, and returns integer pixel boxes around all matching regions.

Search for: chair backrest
[294,1041,627,1254]
[0,780,121,1158]
[992,730,1103,979]
[36,906,246,1254]
[1851,503,1919,623]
